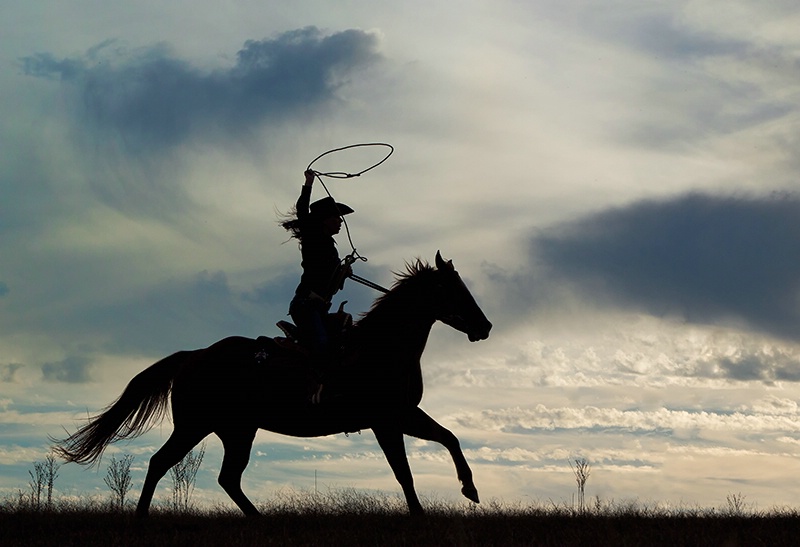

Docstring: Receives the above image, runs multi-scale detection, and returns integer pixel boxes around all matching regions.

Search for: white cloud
[453,405,800,434]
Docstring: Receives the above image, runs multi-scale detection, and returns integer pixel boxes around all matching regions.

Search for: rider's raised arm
[296,170,315,222]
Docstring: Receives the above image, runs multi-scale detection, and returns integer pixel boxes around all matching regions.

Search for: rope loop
[306,143,394,178]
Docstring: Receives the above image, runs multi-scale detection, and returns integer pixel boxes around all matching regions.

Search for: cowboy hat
[309,196,354,218]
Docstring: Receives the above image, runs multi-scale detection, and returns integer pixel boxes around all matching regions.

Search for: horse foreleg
[372,426,425,516]
[402,407,479,504]
[217,428,260,517]
[136,427,209,518]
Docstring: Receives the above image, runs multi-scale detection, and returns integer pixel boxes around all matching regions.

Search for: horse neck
[355,285,436,359]
[351,276,436,406]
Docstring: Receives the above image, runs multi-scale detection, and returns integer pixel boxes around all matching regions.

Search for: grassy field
[4,490,800,546]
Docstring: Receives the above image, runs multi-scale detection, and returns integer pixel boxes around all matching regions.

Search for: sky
[3,0,800,512]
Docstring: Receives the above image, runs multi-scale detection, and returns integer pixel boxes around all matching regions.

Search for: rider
[281,169,353,372]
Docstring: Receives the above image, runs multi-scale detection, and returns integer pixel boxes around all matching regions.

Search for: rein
[348,272,389,294]
[340,252,389,294]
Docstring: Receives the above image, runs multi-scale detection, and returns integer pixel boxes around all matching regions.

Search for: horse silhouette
[54,252,492,516]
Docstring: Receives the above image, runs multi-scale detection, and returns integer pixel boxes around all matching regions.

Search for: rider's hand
[304,169,315,186]
[337,264,353,290]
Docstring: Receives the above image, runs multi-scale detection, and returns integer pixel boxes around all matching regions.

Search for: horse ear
[435,250,454,271]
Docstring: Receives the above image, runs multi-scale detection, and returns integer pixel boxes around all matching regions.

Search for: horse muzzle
[440,314,492,342]
[468,322,492,342]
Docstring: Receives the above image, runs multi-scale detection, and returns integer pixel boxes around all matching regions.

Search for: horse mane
[355,260,437,329]
[370,260,434,307]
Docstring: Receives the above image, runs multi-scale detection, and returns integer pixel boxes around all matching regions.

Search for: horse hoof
[461,486,480,504]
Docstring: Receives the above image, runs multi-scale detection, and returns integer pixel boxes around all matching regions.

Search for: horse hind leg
[217,428,259,517]
[136,426,209,517]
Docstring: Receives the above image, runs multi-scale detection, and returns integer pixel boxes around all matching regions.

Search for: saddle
[255,310,354,404]
[272,304,354,356]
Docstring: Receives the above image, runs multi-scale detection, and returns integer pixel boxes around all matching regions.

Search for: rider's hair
[280,207,322,241]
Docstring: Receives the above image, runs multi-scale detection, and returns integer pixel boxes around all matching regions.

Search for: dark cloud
[41,355,92,383]
[527,193,800,341]
[59,269,299,357]
[85,270,273,355]
[0,282,8,297]
[1,363,23,382]
[696,351,800,385]
[716,355,800,384]
[20,27,381,152]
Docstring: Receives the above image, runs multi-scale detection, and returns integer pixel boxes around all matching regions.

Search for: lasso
[305,143,394,293]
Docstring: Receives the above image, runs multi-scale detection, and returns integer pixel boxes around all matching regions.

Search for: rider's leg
[290,300,333,405]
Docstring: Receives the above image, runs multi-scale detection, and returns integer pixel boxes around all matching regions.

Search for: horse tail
[53,350,192,466]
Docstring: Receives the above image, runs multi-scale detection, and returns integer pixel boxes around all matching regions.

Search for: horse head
[433,251,492,342]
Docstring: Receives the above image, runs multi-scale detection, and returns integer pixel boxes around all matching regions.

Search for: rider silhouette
[281,169,353,371]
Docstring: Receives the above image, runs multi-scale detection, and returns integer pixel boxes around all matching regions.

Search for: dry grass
[4,489,800,546]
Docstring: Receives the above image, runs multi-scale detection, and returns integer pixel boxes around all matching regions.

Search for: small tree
[104,454,134,510]
[169,442,205,512]
[28,453,60,510]
[570,457,591,512]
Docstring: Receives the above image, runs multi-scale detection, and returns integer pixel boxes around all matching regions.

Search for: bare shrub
[169,442,205,512]
[28,453,60,510]
[570,458,591,513]
[725,492,747,516]
[103,454,134,510]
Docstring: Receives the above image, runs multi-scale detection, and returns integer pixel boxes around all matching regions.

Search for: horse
[54,252,492,517]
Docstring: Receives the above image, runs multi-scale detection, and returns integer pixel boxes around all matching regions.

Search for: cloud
[41,355,93,383]
[72,270,274,356]
[530,193,800,341]
[698,345,800,384]
[19,27,382,152]
[453,404,800,435]
[742,396,799,416]
[0,364,23,383]
[607,10,749,60]
[546,4,800,150]
[717,355,800,383]
[17,267,305,359]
